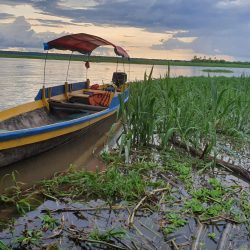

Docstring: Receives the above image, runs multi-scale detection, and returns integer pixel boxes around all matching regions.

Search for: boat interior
[0,72,128,131]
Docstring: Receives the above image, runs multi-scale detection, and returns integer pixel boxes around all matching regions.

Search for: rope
[128,60,131,82]
[116,58,119,73]
[86,54,90,80]
[65,51,73,83]
[43,51,48,87]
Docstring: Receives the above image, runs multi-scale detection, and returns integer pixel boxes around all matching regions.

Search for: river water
[0,57,249,190]
[1,57,250,111]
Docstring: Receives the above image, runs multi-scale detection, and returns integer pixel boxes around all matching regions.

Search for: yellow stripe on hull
[0,91,79,122]
[0,100,44,121]
[0,111,116,150]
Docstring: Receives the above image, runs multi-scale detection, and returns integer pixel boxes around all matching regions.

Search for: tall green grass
[119,74,250,157]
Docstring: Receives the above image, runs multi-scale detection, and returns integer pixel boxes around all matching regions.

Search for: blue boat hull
[0,81,129,168]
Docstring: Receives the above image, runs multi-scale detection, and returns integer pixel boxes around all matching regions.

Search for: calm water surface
[1,58,250,110]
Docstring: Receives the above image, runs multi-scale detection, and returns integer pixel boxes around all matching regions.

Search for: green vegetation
[13,229,42,248]
[119,75,250,160]
[0,240,10,250]
[1,50,250,68]
[89,227,126,242]
[0,172,39,215]
[40,211,59,231]
[0,147,249,248]
[163,212,187,235]
[0,74,249,249]
[207,232,217,240]
[184,178,247,221]
[202,68,233,73]
[41,160,163,203]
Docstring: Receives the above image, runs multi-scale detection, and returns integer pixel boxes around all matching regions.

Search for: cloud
[0,16,62,50]
[152,31,250,59]
[28,18,89,27]
[0,15,112,56]
[0,12,15,20]
[17,0,248,59]
[0,0,250,59]
[216,0,250,9]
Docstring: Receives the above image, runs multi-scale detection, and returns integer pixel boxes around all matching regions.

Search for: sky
[0,0,249,61]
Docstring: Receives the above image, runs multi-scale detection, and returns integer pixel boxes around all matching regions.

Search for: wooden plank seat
[49,100,107,112]
[68,92,90,104]
[69,93,89,98]
[83,89,108,94]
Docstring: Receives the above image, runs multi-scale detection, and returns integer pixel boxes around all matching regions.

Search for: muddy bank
[0,144,249,249]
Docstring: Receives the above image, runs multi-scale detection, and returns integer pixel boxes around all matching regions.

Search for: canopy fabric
[44,33,129,58]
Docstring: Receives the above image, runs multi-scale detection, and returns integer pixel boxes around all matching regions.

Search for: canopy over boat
[44,33,129,58]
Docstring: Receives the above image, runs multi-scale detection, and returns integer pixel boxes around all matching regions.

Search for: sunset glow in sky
[0,0,249,61]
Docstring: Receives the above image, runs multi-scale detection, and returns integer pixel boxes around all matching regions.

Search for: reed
[119,75,250,157]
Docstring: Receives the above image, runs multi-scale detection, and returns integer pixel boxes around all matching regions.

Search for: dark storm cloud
[1,0,250,59]
[22,0,249,58]
[25,0,248,32]
[0,13,15,20]
[28,18,89,28]
[1,0,225,30]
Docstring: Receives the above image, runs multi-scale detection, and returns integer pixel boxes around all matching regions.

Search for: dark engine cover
[112,72,127,87]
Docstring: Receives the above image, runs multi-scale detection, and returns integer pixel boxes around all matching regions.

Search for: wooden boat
[0,33,129,168]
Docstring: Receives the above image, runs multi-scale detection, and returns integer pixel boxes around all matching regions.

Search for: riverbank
[0,75,249,249]
[1,50,250,69]
[0,139,249,249]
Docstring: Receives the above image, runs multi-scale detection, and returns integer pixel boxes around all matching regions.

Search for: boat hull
[0,81,129,168]
[0,114,115,168]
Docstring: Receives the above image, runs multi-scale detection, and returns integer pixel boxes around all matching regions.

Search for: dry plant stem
[67,227,126,250]
[160,173,189,197]
[191,219,207,250]
[160,173,180,189]
[199,143,209,160]
[42,205,128,213]
[128,187,169,226]
[132,224,156,250]
[131,241,140,250]
[70,236,127,250]
[138,220,162,237]
[171,239,180,250]
[113,236,133,250]
[217,223,234,250]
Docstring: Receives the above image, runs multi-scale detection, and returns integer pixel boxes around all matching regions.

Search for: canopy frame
[44,33,129,58]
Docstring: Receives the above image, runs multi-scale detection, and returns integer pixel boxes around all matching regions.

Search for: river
[1,57,250,111]
[0,57,249,189]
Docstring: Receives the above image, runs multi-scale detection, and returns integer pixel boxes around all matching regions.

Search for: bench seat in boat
[49,100,107,112]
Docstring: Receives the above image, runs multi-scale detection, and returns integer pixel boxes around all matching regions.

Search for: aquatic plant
[12,229,42,248]
[0,240,10,250]
[41,160,162,202]
[89,227,126,242]
[119,75,250,163]
[40,211,59,231]
[0,172,38,215]
[163,212,187,235]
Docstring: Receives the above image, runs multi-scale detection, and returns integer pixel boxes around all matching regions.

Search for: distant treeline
[0,50,250,68]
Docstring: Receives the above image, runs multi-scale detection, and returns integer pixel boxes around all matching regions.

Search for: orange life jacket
[89,92,111,107]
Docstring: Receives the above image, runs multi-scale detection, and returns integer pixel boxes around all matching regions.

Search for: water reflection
[1,58,250,110]
[0,115,117,193]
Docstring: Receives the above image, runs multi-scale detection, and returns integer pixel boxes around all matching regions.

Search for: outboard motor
[112,72,127,87]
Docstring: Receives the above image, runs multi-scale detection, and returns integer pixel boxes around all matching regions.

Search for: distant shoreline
[1,50,250,69]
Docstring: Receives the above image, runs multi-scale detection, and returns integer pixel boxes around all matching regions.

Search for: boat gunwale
[0,90,128,141]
